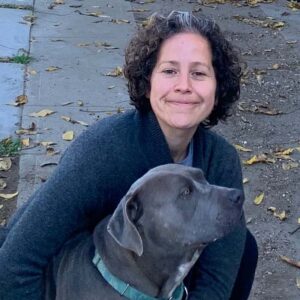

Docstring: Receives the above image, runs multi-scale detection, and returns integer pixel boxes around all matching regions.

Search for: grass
[0,138,21,157]
[9,54,32,64]
[0,4,33,10]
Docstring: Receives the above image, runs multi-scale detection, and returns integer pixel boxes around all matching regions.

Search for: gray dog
[45,164,244,300]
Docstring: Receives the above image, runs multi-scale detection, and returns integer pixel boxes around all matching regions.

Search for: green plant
[0,138,21,156]
[10,54,32,64]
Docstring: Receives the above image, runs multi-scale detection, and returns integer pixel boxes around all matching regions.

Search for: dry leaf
[28,69,37,75]
[77,42,90,47]
[29,109,55,117]
[54,0,64,4]
[40,141,56,147]
[275,148,294,156]
[0,179,7,190]
[280,255,300,269]
[111,19,130,24]
[61,116,88,127]
[77,100,84,106]
[16,129,37,135]
[62,131,74,141]
[232,15,285,30]
[46,66,61,72]
[105,67,123,77]
[274,210,287,221]
[243,154,276,165]
[12,95,28,106]
[271,63,280,70]
[21,138,30,147]
[267,206,276,212]
[298,218,300,224]
[256,74,263,86]
[61,101,73,106]
[46,147,60,156]
[0,204,3,209]
[127,8,150,12]
[286,40,297,44]
[0,158,12,171]
[87,11,103,17]
[40,162,58,167]
[297,277,300,289]
[238,102,281,116]
[282,162,299,170]
[287,1,300,10]
[0,191,18,200]
[254,193,264,205]
[108,85,115,89]
[235,144,252,152]
[243,178,250,184]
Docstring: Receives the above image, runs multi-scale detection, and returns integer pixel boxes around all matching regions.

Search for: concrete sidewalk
[16,0,136,204]
[0,0,299,300]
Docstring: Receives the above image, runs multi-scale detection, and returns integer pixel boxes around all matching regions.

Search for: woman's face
[149,32,217,136]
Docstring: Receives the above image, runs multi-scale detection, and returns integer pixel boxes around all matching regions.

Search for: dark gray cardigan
[0,110,246,300]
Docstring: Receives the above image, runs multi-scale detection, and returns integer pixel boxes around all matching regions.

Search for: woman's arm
[186,136,247,300]
[0,116,134,300]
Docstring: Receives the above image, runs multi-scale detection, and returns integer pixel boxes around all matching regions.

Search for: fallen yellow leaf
[280,255,300,269]
[298,218,300,224]
[21,138,30,147]
[16,129,37,135]
[0,191,18,200]
[105,66,123,77]
[254,192,264,205]
[235,144,252,152]
[40,141,56,147]
[62,131,74,141]
[274,210,287,221]
[243,154,276,165]
[46,66,61,72]
[0,158,12,171]
[29,109,55,117]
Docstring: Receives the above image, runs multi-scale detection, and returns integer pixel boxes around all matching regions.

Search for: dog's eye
[181,186,191,197]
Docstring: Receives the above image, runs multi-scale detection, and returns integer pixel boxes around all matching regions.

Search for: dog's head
[107,164,244,257]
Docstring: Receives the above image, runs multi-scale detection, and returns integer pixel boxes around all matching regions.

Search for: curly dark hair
[123,11,242,127]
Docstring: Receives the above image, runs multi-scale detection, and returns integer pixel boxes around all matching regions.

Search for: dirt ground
[0,156,18,226]
[0,0,299,299]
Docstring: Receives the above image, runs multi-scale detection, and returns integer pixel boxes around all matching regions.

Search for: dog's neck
[93,218,203,298]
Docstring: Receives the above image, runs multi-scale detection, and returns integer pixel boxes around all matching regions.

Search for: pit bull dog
[45,164,244,300]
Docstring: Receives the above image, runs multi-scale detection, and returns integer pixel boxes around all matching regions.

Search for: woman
[0,11,257,300]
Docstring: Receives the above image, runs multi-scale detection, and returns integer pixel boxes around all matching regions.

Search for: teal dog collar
[92,250,187,300]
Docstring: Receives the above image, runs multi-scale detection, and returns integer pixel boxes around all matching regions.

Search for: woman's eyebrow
[158,60,211,69]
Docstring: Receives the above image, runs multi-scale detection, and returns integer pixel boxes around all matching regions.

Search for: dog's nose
[229,189,244,206]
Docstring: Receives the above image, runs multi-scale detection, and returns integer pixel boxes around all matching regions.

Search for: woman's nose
[174,72,192,93]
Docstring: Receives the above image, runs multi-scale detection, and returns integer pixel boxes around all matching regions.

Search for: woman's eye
[162,69,176,75]
[192,71,205,78]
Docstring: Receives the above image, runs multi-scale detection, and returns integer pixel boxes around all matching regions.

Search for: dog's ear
[107,192,143,256]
